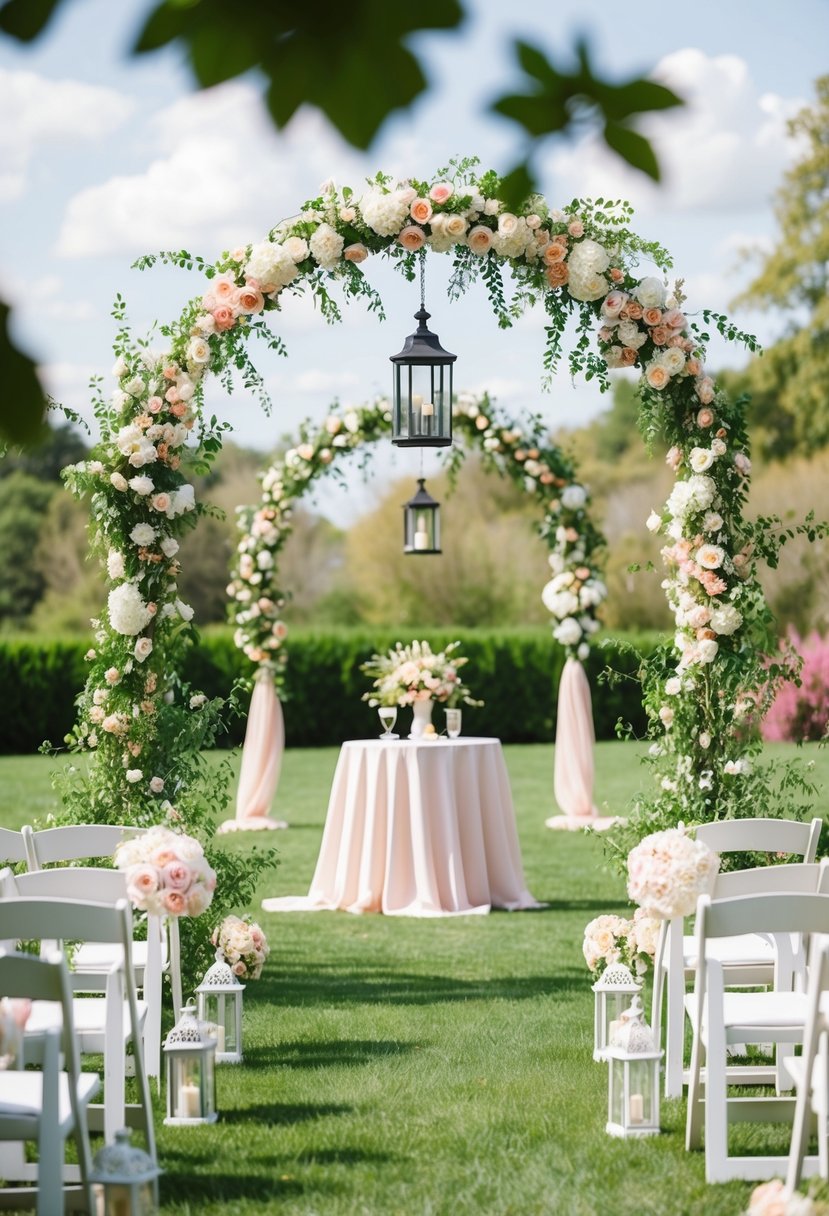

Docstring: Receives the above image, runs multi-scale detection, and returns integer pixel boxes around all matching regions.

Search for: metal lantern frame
[196,950,245,1065]
[403,478,441,555]
[606,1044,662,1138]
[592,963,641,1061]
[91,1127,161,1215]
[390,255,456,448]
[163,999,218,1126]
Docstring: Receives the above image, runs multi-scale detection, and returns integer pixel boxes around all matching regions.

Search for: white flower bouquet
[626,826,720,919]
[583,907,661,979]
[114,824,216,918]
[210,915,269,981]
[361,639,482,709]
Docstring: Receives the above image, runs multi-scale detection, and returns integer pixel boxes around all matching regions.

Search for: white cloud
[0,68,134,201]
[546,49,802,217]
[292,370,360,394]
[56,81,368,258]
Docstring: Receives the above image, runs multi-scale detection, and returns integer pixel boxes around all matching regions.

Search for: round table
[263,737,539,917]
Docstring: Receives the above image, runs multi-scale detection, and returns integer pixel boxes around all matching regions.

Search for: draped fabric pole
[546,657,618,831]
[218,668,287,833]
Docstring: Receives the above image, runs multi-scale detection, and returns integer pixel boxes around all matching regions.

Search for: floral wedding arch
[62,155,799,872]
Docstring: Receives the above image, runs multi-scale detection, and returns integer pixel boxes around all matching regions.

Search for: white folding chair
[0,826,29,866]
[685,890,829,1182]
[0,893,157,1168]
[0,948,99,1215]
[4,865,165,1083]
[24,822,183,1024]
[653,817,823,1097]
[786,937,829,1192]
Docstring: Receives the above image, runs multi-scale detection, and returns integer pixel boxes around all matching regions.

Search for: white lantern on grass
[91,1127,161,1215]
[163,999,217,1125]
[196,950,244,1064]
[606,995,662,1138]
[592,962,641,1061]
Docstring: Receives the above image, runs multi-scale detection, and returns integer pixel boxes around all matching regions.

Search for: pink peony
[162,890,186,916]
[161,860,193,892]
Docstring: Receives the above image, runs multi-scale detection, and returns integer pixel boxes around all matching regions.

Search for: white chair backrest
[698,891,829,947]
[0,827,29,865]
[696,817,822,862]
[23,823,146,869]
[0,947,80,1068]
[10,866,129,904]
[713,859,829,899]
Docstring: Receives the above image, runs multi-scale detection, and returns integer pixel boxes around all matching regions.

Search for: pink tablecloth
[262,738,539,917]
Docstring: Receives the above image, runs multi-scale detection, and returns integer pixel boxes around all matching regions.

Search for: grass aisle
[1,742,827,1215]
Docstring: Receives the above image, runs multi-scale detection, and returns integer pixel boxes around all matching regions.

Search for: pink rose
[397,225,425,252]
[232,960,247,977]
[567,219,584,237]
[147,396,163,414]
[343,243,368,263]
[212,274,236,302]
[429,182,453,204]
[105,667,120,685]
[161,860,193,892]
[212,306,235,332]
[410,198,433,224]
[695,376,715,404]
[126,864,159,901]
[666,446,683,470]
[164,386,179,404]
[663,308,686,329]
[696,408,715,428]
[734,451,751,475]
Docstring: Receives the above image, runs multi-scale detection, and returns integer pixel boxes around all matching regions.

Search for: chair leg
[664,921,686,1098]
[686,1015,705,1150]
[704,971,730,1183]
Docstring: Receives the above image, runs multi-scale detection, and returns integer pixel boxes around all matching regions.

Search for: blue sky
[2,0,827,515]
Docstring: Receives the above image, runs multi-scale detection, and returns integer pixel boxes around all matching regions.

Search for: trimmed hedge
[0,628,663,755]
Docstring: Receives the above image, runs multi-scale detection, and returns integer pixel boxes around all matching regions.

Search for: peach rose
[164,385,179,404]
[625,301,644,320]
[543,241,568,265]
[212,274,236,302]
[410,198,433,224]
[467,225,493,254]
[567,219,584,237]
[162,890,186,915]
[696,408,715,428]
[620,347,638,366]
[169,401,187,417]
[151,492,171,513]
[147,396,163,414]
[398,225,425,252]
[236,284,265,314]
[609,267,623,282]
[643,308,662,326]
[646,364,670,390]
[650,325,670,345]
[343,243,368,263]
[663,308,686,329]
[545,262,569,288]
[429,182,453,204]
[696,377,715,404]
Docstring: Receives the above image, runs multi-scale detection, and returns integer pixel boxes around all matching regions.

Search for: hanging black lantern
[403,479,441,555]
[390,256,455,447]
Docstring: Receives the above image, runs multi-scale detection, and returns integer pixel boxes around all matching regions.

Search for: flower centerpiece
[361,639,482,738]
[583,909,661,980]
[114,824,217,917]
[626,826,720,920]
[210,915,269,981]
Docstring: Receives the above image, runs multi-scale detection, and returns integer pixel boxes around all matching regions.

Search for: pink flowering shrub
[762,631,829,743]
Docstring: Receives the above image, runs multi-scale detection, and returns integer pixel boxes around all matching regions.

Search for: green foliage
[0,472,55,621]
[0,629,660,755]
[0,299,47,444]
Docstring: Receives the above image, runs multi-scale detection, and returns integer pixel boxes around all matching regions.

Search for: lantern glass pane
[628,1058,655,1126]
[202,1051,217,1119]
[170,1054,202,1119]
[610,1057,625,1128]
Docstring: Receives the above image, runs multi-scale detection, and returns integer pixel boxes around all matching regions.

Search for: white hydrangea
[567,239,610,303]
[709,604,743,636]
[245,241,299,292]
[106,550,125,580]
[553,617,583,647]
[108,583,152,636]
[359,187,411,236]
[666,475,716,520]
[129,523,156,546]
[309,222,344,270]
[542,586,580,618]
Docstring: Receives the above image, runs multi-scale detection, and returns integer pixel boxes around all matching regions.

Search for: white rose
[134,637,153,662]
[703,511,723,534]
[245,241,298,292]
[696,639,719,664]
[128,475,154,496]
[646,511,662,533]
[126,769,143,784]
[633,276,667,309]
[283,236,309,263]
[709,604,743,636]
[561,484,587,510]
[553,617,583,647]
[107,550,125,579]
[186,336,211,365]
[112,355,128,378]
[616,320,647,349]
[160,537,179,558]
[665,677,682,695]
[170,485,195,515]
[689,447,715,473]
[175,599,194,622]
[129,523,156,547]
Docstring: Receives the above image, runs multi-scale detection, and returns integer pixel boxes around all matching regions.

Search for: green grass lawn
[1,741,827,1215]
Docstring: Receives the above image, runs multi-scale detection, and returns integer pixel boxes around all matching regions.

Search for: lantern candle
[421,402,434,416]
[414,514,429,551]
[629,1093,644,1124]
[178,1083,201,1119]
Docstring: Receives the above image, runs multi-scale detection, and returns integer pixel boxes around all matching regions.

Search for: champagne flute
[445,707,462,738]
[378,706,398,739]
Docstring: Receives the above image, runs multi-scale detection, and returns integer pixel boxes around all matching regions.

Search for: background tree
[0,0,681,444]
[728,75,829,458]
[0,472,55,623]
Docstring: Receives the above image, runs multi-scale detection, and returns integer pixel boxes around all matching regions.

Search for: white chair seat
[683,933,775,969]
[26,996,147,1039]
[0,1072,99,1127]
[686,989,809,1035]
